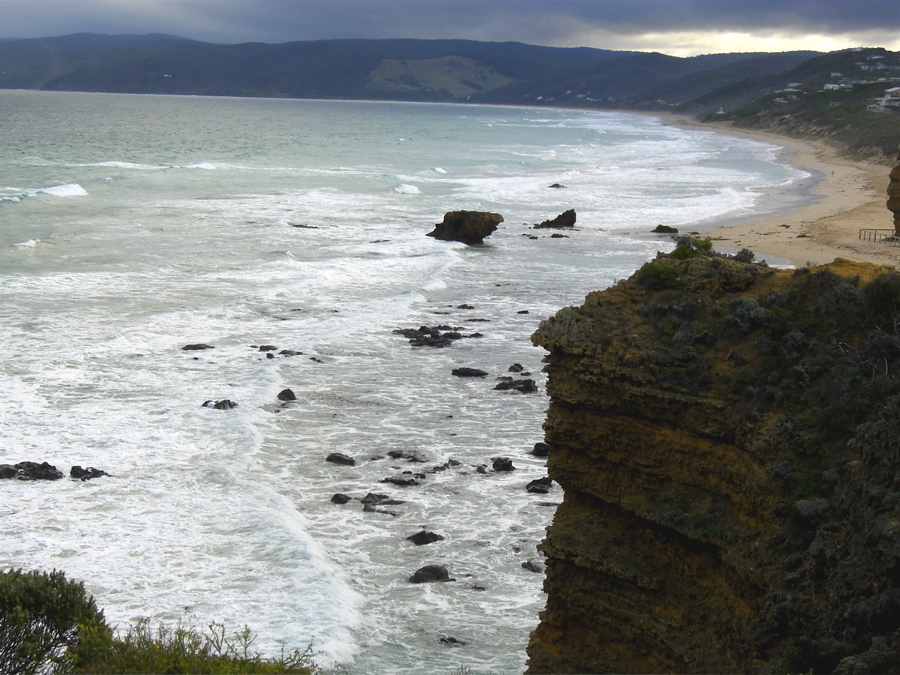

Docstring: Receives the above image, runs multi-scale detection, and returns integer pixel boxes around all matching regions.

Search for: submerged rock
[182,343,215,351]
[427,210,504,245]
[326,452,356,466]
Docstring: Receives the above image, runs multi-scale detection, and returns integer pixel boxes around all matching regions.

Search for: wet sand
[679,118,897,268]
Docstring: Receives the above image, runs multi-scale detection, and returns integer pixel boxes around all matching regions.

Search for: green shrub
[0,568,107,675]
[0,568,315,675]
[636,261,683,289]
[669,236,713,260]
[74,617,314,674]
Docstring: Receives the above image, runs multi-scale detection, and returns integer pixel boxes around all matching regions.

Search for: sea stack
[888,149,900,235]
[427,210,504,245]
[527,247,900,674]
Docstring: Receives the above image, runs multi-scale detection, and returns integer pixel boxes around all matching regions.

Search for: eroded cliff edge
[527,247,900,674]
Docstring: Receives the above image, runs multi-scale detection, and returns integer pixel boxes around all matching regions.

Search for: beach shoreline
[659,114,898,268]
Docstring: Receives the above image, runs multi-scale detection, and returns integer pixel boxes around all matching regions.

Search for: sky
[2,0,899,58]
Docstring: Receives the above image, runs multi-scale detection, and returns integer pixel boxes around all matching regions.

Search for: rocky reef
[527,244,900,673]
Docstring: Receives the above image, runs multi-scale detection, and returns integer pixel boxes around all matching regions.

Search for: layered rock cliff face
[527,248,900,674]
[888,150,900,235]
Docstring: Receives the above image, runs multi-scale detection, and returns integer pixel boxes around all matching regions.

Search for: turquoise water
[0,91,803,673]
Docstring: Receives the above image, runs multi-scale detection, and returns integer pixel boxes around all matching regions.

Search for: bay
[0,91,803,673]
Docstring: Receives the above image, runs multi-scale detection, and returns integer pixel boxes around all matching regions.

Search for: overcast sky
[2,0,898,57]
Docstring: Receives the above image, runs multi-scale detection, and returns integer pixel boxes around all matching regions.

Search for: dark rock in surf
[70,466,110,481]
[527,476,553,494]
[452,367,488,378]
[394,325,468,348]
[652,224,679,234]
[508,363,524,372]
[494,378,538,393]
[549,183,566,189]
[407,530,445,546]
[258,345,278,352]
[1,461,64,481]
[331,493,352,504]
[531,442,552,457]
[182,343,215,351]
[409,564,454,583]
[326,452,356,466]
[380,476,421,487]
[360,493,406,506]
[522,560,545,573]
[441,636,468,646]
[534,209,576,229]
[427,210,504,245]
[492,457,515,472]
[279,349,303,357]
[277,388,297,401]
[203,399,238,410]
[387,450,426,463]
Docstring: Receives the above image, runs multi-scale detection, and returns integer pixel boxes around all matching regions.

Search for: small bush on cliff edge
[636,261,684,289]
[76,617,315,674]
[0,568,107,675]
[0,568,315,674]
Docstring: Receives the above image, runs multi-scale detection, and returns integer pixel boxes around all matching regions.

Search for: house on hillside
[885,87,900,107]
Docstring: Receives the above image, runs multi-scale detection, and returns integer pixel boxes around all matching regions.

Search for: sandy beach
[682,118,898,268]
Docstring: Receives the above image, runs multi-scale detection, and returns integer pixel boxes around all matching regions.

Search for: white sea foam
[41,183,88,197]
[394,183,421,194]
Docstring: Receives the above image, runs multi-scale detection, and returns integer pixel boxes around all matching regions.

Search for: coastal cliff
[527,244,900,673]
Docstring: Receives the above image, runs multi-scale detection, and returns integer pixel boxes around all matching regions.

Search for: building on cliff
[527,244,900,674]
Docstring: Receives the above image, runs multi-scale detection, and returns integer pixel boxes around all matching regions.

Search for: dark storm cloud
[1,0,896,47]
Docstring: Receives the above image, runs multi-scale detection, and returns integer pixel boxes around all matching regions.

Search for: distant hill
[1,34,897,158]
[694,47,900,160]
[0,33,814,104]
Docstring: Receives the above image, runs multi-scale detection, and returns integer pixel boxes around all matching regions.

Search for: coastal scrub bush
[636,261,682,289]
[0,567,314,675]
[0,568,107,675]
[75,617,315,674]
[669,236,713,260]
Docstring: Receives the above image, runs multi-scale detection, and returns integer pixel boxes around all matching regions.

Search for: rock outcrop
[888,150,900,235]
[427,210,503,245]
[527,248,900,674]
[534,209,576,229]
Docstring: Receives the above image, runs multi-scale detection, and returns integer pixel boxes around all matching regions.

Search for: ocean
[0,90,804,674]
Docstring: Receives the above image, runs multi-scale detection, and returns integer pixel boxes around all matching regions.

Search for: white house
[885,87,900,106]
